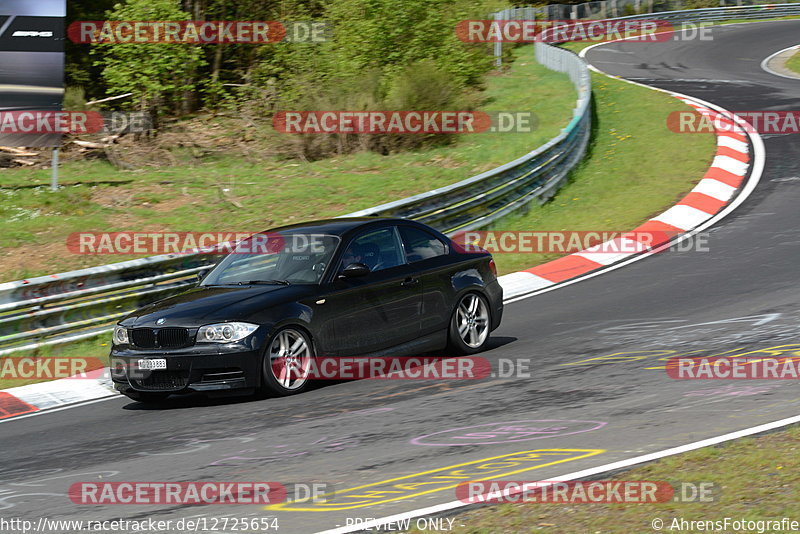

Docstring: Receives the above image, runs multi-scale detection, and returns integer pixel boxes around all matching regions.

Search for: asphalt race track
[2,21,799,534]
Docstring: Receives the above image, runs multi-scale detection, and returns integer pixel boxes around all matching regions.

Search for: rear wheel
[260,327,314,396]
[124,391,170,403]
[448,292,491,354]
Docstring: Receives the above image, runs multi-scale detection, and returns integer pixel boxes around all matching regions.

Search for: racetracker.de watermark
[68,482,286,505]
[666,356,800,379]
[68,20,331,43]
[0,111,151,136]
[0,357,104,380]
[450,230,710,254]
[272,111,535,134]
[66,231,299,255]
[272,356,491,380]
[455,20,713,43]
[668,110,800,134]
[456,480,718,503]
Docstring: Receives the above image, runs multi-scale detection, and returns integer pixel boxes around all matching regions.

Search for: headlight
[113,326,129,345]
[197,322,259,343]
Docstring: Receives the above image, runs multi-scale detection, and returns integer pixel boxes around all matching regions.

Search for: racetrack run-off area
[1,19,799,534]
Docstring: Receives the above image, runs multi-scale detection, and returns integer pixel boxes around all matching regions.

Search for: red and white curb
[0,99,755,423]
[0,368,115,422]
[498,95,751,300]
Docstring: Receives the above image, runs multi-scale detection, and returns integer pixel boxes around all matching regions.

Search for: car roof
[260,217,435,237]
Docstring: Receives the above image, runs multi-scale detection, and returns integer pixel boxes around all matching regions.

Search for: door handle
[401,277,420,287]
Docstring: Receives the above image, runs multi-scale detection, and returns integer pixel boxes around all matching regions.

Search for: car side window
[340,227,404,272]
[399,226,448,263]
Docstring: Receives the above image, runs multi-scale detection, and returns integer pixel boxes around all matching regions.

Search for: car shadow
[122,335,518,410]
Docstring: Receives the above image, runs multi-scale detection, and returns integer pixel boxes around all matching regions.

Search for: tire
[260,327,315,397]
[124,391,170,403]
[447,292,492,355]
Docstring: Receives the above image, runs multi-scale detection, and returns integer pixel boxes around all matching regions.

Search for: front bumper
[110,343,262,394]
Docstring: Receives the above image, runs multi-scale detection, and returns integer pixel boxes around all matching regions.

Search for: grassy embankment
[0,44,575,281]
[422,426,800,533]
[785,49,800,74]
[1,44,576,388]
[1,41,717,388]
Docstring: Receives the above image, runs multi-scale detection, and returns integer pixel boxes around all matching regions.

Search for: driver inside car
[341,244,364,268]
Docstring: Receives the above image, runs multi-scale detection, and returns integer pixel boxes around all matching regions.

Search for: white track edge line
[0,393,120,424]
[503,30,765,304]
[760,43,800,80]
[0,25,768,424]
[315,26,772,533]
[315,413,800,534]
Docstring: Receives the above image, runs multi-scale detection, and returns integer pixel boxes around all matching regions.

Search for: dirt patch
[90,187,136,208]
[91,183,197,213]
[425,155,463,169]
[0,239,96,280]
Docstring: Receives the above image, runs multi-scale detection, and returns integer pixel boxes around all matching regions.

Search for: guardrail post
[493,10,502,68]
[50,148,59,191]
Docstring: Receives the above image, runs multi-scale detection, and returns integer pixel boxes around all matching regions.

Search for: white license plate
[137,358,167,370]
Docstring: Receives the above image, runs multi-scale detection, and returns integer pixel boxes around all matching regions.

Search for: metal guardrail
[0,253,222,355]
[492,3,800,64]
[6,2,796,355]
[0,41,592,356]
[344,42,591,233]
[603,2,800,22]
[495,0,800,23]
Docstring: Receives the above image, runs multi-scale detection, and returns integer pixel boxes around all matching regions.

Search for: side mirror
[338,262,370,279]
[197,269,209,284]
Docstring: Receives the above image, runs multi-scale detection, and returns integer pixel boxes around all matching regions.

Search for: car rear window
[399,226,447,263]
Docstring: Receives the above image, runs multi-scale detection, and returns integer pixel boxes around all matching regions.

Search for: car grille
[157,327,190,348]
[131,328,190,349]
[132,371,189,391]
[131,328,157,348]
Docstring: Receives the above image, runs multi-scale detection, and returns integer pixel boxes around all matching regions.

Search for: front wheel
[260,327,315,397]
[447,292,492,355]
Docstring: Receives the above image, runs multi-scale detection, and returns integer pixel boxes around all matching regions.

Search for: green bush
[64,86,88,111]
[684,0,721,8]
[90,0,507,158]
[280,59,479,160]
[94,0,206,117]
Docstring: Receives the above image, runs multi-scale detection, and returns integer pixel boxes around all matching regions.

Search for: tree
[94,0,206,118]
[66,0,117,98]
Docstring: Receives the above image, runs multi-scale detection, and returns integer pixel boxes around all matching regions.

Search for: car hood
[121,285,315,327]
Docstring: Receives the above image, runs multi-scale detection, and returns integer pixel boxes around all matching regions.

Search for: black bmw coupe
[110,218,503,401]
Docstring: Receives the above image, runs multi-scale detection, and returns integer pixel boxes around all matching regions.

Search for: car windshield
[201,232,340,285]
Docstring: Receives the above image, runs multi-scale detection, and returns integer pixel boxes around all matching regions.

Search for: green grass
[0,44,718,389]
[709,14,800,26]
[786,50,800,75]
[0,335,109,390]
[0,45,576,281]
[432,425,800,533]
[492,70,715,275]
[0,71,717,389]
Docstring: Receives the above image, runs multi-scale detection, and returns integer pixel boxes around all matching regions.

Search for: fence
[0,39,591,356]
